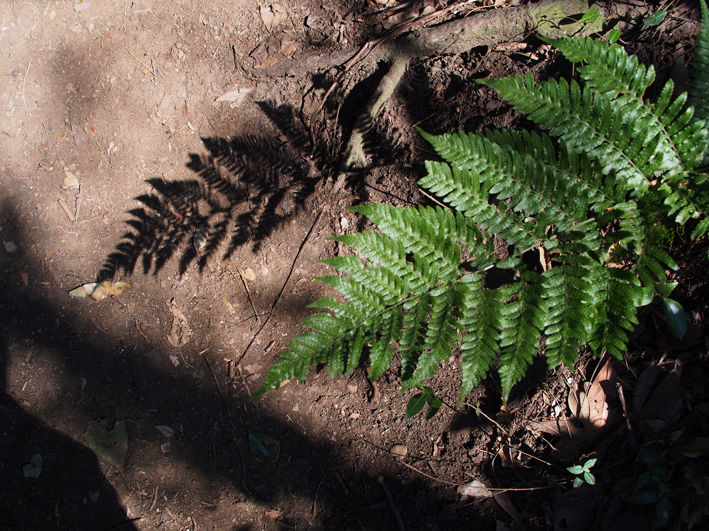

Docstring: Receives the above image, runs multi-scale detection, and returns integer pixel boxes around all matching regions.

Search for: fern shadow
[99,92,413,280]
[100,103,329,279]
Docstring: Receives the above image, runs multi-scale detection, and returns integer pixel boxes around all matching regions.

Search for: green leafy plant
[256,14,709,404]
[567,457,597,487]
[406,386,443,419]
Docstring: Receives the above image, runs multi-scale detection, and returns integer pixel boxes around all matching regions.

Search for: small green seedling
[567,458,597,487]
[643,10,667,27]
[406,387,443,419]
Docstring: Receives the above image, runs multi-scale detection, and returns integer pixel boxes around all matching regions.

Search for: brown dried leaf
[167,299,192,347]
[259,3,287,31]
[585,360,614,428]
[569,360,615,430]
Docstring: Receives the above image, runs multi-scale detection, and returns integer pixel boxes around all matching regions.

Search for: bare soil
[2,1,708,530]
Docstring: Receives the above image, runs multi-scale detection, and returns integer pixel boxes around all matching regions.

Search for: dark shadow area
[0,201,137,531]
[0,199,493,529]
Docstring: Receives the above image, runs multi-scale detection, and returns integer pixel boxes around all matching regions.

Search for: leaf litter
[85,419,128,470]
[69,280,131,301]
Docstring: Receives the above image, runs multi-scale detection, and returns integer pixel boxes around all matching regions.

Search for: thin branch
[234,209,324,367]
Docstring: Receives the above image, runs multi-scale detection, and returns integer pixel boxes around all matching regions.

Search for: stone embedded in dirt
[22,453,43,479]
[390,444,407,457]
[3,241,18,253]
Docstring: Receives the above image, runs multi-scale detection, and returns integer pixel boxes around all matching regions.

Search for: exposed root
[265,0,643,171]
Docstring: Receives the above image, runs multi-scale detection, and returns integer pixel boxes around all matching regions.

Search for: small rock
[22,453,43,479]
[390,444,407,457]
[305,14,323,30]
[3,241,18,253]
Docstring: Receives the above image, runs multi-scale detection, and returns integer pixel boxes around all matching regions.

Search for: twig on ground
[57,198,75,221]
[228,266,259,324]
[135,319,150,342]
[201,350,249,493]
[399,460,464,486]
[21,58,31,129]
[234,209,324,367]
[149,485,159,511]
[377,477,406,531]
[311,468,331,517]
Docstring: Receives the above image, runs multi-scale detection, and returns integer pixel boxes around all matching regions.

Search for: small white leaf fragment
[457,479,493,499]
[22,453,43,479]
[216,88,253,108]
[169,354,180,367]
[155,425,175,438]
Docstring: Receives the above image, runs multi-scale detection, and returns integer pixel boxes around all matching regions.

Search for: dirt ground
[2,1,708,530]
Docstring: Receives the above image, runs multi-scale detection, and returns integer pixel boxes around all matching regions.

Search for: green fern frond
[497,272,545,399]
[691,0,709,125]
[258,35,709,405]
[457,273,503,405]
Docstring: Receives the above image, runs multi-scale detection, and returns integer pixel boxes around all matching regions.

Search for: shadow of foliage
[99,102,337,279]
[100,71,412,280]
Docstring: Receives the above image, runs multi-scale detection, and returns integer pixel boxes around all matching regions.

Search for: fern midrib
[581,70,687,178]
[498,78,651,194]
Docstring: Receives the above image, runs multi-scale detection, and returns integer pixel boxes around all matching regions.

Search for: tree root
[268,0,643,170]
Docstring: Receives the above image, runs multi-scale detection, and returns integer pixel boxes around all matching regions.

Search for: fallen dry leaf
[63,169,80,189]
[259,3,287,31]
[493,492,520,521]
[69,280,131,301]
[215,87,252,108]
[569,359,615,430]
[167,299,192,347]
[239,267,256,281]
[457,479,492,499]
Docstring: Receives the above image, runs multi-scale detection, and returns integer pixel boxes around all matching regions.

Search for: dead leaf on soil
[216,88,252,108]
[528,417,585,439]
[568,359,615,430]
[259,3,287,31]
[248,430,280,464]
[62,169,80,189]
[69,280,131,301]
[85,419,128,470]
[493,492,520,521]
[631,362,686,432]
[223,297,235,314]
[239,267,256,281]
[167,299,192,347]
[457,479,492,499]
